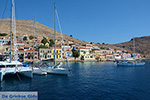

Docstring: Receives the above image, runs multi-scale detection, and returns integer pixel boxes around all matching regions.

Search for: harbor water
[0,61,150,100]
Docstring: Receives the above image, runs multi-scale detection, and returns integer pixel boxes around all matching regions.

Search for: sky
[0,0,150,44]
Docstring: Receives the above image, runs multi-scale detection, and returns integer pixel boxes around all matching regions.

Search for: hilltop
[0,18,89,45]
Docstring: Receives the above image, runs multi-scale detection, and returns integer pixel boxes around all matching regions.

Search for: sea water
[0,61,150,100]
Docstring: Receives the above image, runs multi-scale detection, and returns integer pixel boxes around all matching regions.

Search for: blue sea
[1,61,150,100]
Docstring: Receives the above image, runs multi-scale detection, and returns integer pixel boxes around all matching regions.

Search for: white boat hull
[0,67,33,81]
[47,67,69,75]
[116,62,145,66]
[33,67,47,75]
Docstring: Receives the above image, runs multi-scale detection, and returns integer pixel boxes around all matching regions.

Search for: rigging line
[55,9,63,45]
[1,0,9,19]
[0,0,9,28]
[56,9,70,69]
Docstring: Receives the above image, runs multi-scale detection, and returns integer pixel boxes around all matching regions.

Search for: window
[35,53,37,55]
[35,57,37,59]
[57,50,58,53]
[28,53,30,55]
[25,56,27,58]
[48,51,49,53]
[59,55,61,58]
[57,55,58,58]
[59,50,61,53]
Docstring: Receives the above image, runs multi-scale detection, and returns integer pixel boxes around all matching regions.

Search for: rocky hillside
[113,36,150,58]
[0,18,89,45]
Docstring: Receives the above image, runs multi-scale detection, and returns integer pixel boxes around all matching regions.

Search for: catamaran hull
[0,72,4,81]
[33,68,47,75]
[19,71,33,78]
[0,67,33,81]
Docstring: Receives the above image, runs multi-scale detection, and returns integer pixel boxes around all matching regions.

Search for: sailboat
[116,37,145,66]
[47,3,70,75]
[32,17,47,75]
[0,0,32,81]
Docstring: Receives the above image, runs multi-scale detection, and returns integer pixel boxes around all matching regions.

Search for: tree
[29,35,33,40]
[8,41,10,45]
[102,42,105,45]
[70,35,72,37]
[23,36,28,41]
[72,50,80,59]
[39,45,48,48]
[49,39,54,47]
[41,37,48,45]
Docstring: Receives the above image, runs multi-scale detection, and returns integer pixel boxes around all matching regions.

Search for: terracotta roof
[3,44,10,46]
[66,50,72,52]
[25,50,38,52]
[17,50,24,52]
[77,47,87,49]
[52,47,61,49]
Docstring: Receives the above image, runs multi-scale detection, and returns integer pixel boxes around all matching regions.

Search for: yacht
[0,0,33,81]
[47,3,70,75]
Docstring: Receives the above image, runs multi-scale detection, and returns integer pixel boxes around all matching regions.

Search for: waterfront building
[51,47,63,59]
[39,48,52,61]
[115,49,122,53]
[113,53,121,60]
[62,45,71,51]
[94,50,106,60]
[122,53,131,59]
[105,54,114,60]
[72,45,82,50]
[100,49,113,54]
[92,46,100,50]
[85,45,93,50]
[24,50,38,62]
[0,39,9,45]
[66,50,73,57]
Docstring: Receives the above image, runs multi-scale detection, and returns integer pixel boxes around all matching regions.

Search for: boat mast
[33,17,36,70]
[133,37,135,59]
[10,0,17,62]
[121,44,123,59]
[54,3,56,65]
[10,0,13,63]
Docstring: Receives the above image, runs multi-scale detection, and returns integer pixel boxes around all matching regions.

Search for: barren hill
[0,18,89,45]
[113,36,150,58]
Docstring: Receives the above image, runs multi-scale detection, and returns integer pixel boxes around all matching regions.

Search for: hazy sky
[0,0,150,44]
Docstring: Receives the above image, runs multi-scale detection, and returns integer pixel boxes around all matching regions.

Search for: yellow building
[94,50,106,60]
[51,47,63,59]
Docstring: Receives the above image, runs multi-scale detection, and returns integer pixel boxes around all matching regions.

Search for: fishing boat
[115,37,145,66]
[32,17,47,75]
[47,3,70,75]
[0,0,32,81]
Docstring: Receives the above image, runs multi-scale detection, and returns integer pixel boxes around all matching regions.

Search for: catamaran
[115,37,145,66]
[0,0,33,81]
[47,3,70,75]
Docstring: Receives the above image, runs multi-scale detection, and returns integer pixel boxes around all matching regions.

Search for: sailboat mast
[10,0,13,63]
[133,37,135,59]
[54,3,56,65]
[33,17,36,70]
[121,44,123,59]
